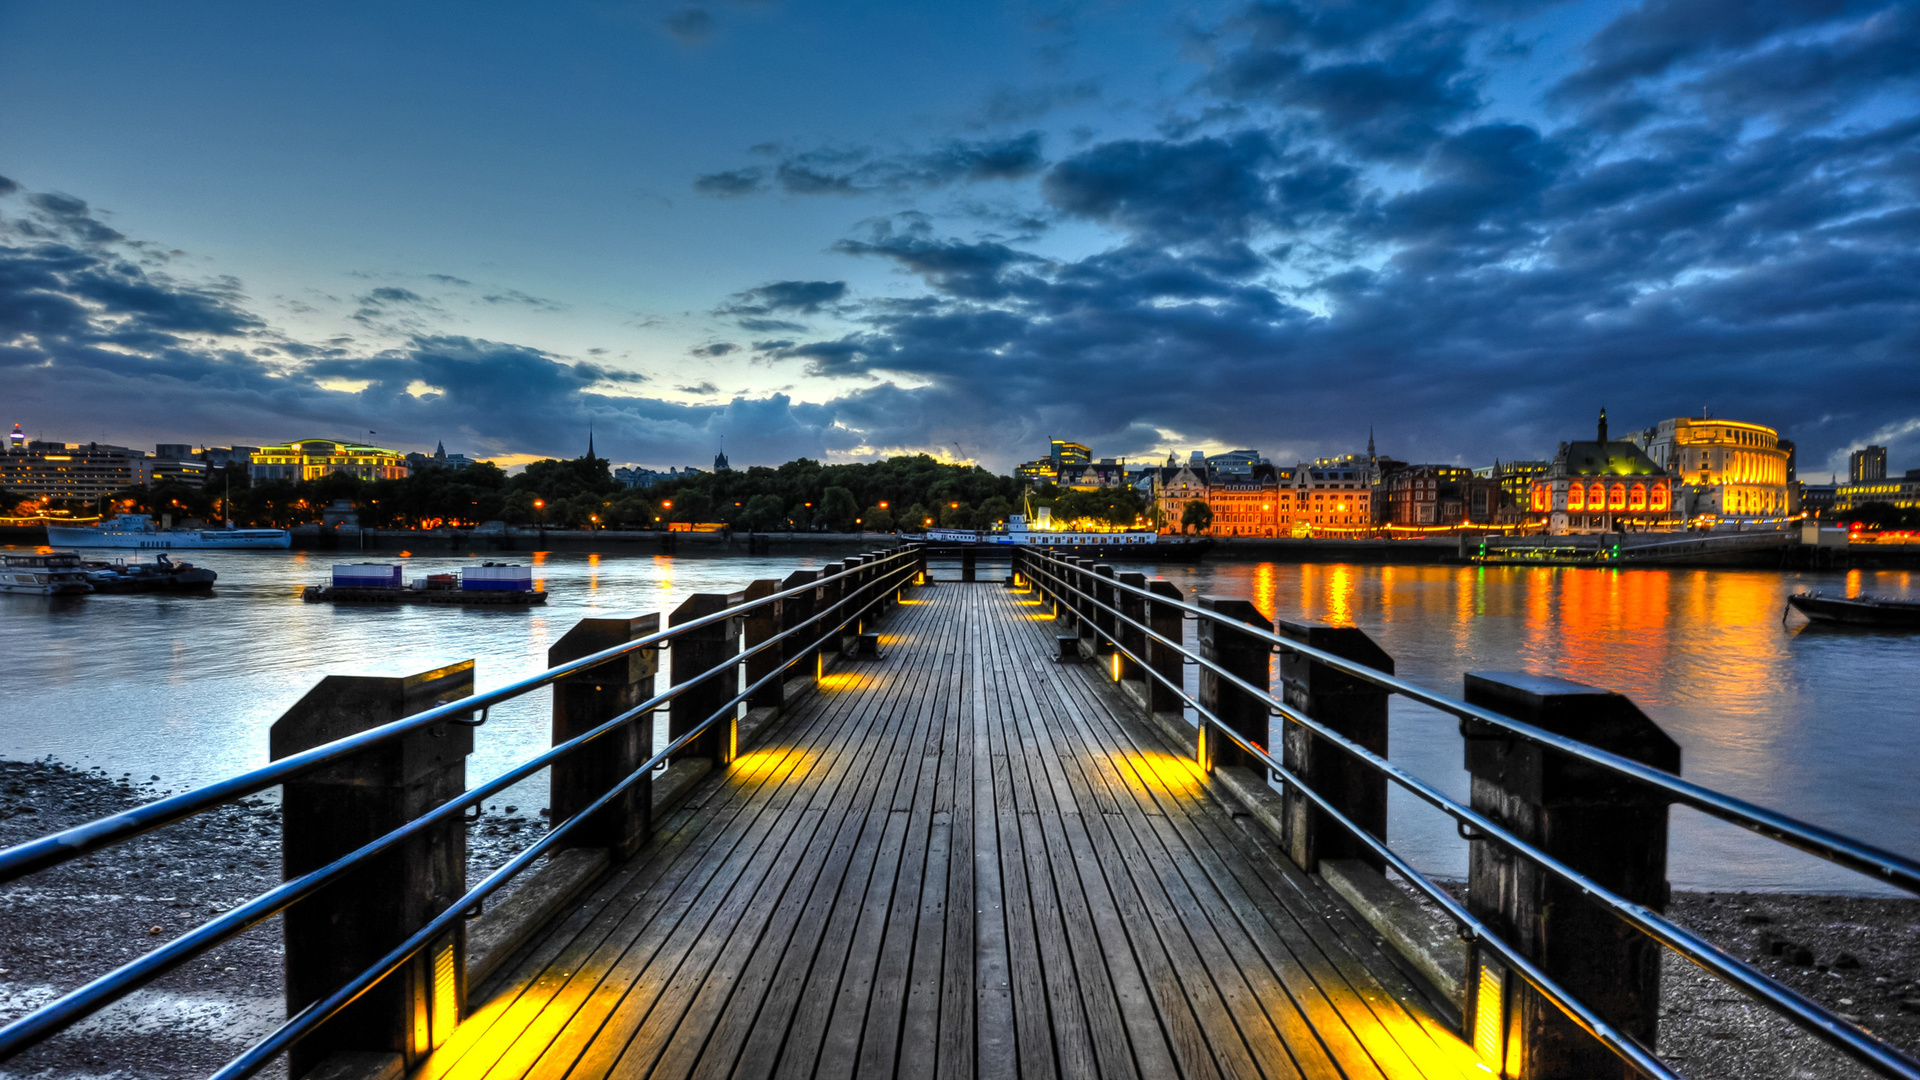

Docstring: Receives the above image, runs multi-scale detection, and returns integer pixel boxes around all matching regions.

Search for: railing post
[669,594,741,766]
[270,661,474,1076]
[780,569,821,680]
[817,561,847,660]
[549,615,659,860]
[1195,598,1272,772]
[962,547,977,582]
[1115,571,1147,685]
[1274,620,1393,874]
[1461,672,1680,1080]
[1091,565,1118,654]
[1146,580,1186,716]
[1071,557,1096,643]
[742,581,784,712]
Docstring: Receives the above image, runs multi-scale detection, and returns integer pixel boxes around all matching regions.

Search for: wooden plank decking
[420,582,1480,1080]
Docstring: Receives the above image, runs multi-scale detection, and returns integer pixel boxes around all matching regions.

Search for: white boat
[925,514,1210,558]
[45,514,291,550]
[1,552,94,595]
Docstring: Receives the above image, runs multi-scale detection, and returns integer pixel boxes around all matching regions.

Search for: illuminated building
[6,424,23,454]
[1626,416,1795,520]
[1384,465,1494,526]
[1836,470,1920,512]
[248,438,410,483]
[1532,409,1679,534]
[1291,454,1379,535]
[0,441,148,501]
[1850,445,1887,483]
[1050,439,1092,469]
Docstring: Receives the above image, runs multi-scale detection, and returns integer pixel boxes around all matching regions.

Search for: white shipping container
[333,563,401,588]
[462,564,532,591]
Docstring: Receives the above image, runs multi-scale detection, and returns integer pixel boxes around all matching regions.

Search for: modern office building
[1836,469,1920,512]
[1850,445,1888,484]
[0,441,149,502]
[248,439,410,483]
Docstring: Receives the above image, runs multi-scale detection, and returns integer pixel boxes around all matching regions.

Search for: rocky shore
[3,757,1917,1078]
[0,759,547,1079]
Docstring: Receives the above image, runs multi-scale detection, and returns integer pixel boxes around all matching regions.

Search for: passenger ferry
[45,514,291,550]
[0,551,94,595]
[925,514,1209,558]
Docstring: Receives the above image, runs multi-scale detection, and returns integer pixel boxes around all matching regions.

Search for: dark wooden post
[1195,598,1272,772]
[1275,620,1392,873]
[742,580,784,711]
[669,594,741,765]
[961,546,977,582]
[1091,564,1119,653]
[817,561,846,658]
[549,615,659,860]
[780,569,821,678]
[1461,672,1679,1080]
[1115,571,1147,684]
[272,661,475,1075]
[1146,580,1186,715]
[1071,557,1096,641]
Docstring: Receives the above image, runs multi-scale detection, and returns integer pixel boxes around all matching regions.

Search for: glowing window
[1628,484,1646,511]
[1567,485,1585,511]
[1609,484,1627,511]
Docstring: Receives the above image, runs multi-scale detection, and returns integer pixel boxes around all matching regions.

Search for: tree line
[8,454,1048,532]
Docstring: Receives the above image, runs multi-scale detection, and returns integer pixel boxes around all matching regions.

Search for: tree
[863,505,895,532]
[1181,499,1213,534]
[739,494,785,531]
[901,503,932,532]
[979,495,1014,526]
[818,486,859,532]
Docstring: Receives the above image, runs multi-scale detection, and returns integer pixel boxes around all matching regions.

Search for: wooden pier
[421,582,1476,1080]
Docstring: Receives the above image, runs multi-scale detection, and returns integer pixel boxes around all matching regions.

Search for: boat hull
[303,585,547,606]
[46,526,291,550]
[1787,593,1920,628]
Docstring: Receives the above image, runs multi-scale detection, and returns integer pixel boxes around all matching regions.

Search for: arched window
[1532,484,1549,512]
[1628,484,1646,511]
[1608,483,1627,510]
[1568,484,1586,511]
[1590,481,1607,508]
[1650,484,1670,511]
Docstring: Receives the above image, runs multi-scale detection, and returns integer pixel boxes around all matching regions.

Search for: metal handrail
[0,547,921,1068]
[0,549,915,886]
[1025,552,1920,895]
[1019,550,1920,1080]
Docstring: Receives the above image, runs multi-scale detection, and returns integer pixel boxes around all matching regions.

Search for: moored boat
[46,514,291,550]
[925,514,1210,560]
[1786,592,1920,628]
[81,553,218,594]
[1,551,94,595]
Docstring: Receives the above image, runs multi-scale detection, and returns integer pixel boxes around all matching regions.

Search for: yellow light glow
[729,748,813,782]
[1027,613,1055,620]
[817,672,864,691]
[1111,652,1122,681]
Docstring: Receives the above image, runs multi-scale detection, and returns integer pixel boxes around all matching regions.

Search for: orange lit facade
[1210,467,1293,536]
[1627,417,1797,520]
[1532,413,1680,534]
[1290,456,1378,535]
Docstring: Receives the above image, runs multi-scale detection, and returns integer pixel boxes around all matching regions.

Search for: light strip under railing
[209,557,920,1080]
[0,551,919,1064]
[1022,552,1920,896]
[1019,553,1920,1080]
[0,549,922,886]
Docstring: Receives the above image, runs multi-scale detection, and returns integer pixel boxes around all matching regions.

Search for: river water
[2,547,1916,894]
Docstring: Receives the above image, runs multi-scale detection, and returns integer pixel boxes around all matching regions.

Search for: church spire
[1367,426,1375,460]
[1598,406,1609,445]
[586,422,595,461]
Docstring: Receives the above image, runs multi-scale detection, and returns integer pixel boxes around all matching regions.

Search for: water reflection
[1120,559,1919,894]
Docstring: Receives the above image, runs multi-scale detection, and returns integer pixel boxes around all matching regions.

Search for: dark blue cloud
[694,133,1048,198]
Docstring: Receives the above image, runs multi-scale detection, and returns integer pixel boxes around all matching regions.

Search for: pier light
[533,499,544,509]
[878,501,889,509]
[662,500,672,509]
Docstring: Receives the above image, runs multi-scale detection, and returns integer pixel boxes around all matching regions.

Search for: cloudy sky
[2,0,1916,476]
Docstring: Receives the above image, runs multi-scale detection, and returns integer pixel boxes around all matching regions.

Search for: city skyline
[3,1,1918,476]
